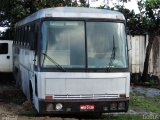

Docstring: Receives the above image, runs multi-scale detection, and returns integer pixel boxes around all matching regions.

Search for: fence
[127,35,160,79]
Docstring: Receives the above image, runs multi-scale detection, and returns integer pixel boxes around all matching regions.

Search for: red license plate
[80,105,95,110]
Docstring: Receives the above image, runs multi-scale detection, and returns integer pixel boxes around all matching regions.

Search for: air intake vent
[53,94,119,100]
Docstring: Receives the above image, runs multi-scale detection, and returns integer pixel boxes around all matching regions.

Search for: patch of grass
[20,108,38,117]
[130,93,160,114]
[143,82,160,89]
[100,114,143,120]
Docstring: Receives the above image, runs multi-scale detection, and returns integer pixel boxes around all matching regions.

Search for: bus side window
[24,26,26,46]
[19,27,21,45]
[19,27,22,45]
[0,43,8,54]
[15,28,18,45]
[22,26,25,46]
[13,28,17,44]
[18,28,20,45]
[26,26,30,47]
[29,24,36,50]
[29,24,33,47]
[21,27,24,46]
[34,23,39,52]
[15,28,18,44]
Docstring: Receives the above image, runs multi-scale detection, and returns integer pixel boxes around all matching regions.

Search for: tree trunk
[141,35,154,82]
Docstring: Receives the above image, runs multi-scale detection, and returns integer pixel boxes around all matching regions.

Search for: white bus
[13,7,130,114]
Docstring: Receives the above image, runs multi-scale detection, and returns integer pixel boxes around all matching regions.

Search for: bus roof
[15,7,125,27]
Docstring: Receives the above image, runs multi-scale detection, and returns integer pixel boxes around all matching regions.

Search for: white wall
[128,35,146,73]
[127,35,159,78]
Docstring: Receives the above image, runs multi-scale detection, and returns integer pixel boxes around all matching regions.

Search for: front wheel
[29,81,33,102]
[16,71,22,89]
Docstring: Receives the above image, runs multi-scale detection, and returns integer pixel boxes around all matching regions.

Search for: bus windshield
[41,21,128,69]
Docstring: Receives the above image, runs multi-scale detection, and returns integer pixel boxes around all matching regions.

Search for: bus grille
[53,94,119,100]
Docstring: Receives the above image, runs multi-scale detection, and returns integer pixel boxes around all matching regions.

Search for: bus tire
[16,71,22,89]
[29,80,33,103]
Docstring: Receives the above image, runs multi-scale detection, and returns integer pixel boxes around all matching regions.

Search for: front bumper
[38,98,129,114]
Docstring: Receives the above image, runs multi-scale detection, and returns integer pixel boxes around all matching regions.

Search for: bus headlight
[46,103,54,111]
[118,102,125,110]
[110,102,117,110]
[56,103,63,111]
[103,106,108,111]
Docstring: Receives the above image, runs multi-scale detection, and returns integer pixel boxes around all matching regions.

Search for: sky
[0,27,7,33]
[0,27,7,32]
[89,0,139,13]
[0,0,139,32]
[119,0,139,13]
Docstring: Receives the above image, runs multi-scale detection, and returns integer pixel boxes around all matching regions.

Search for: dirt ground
[0,76,76,120]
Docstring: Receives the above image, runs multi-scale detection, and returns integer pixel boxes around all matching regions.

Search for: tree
[140,0,160,82]
[0,0,10,27]
[113,4,146,35]
[0,0,88,39]
[114,0,160,82]
[119,0,131,6]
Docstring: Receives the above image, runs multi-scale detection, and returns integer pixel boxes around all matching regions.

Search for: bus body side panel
[13,46,35,99]
[20,48,34,99]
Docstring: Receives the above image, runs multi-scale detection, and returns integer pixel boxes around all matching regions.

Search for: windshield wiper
[41,53,66,72]
[107,36,116,72]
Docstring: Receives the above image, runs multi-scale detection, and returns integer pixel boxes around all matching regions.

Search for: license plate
[80,105,95,110]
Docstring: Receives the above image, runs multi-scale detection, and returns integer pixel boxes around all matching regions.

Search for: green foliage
[113,1,159,81]
[142,0,160,33]
[113,6,144,35]
[79,0,89,7]
[119,0,131,2]
[113,0,160,35]
[100,115,143,120]
[130,93,160,114]
[0,0,160,39]
[0,0,88,39]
